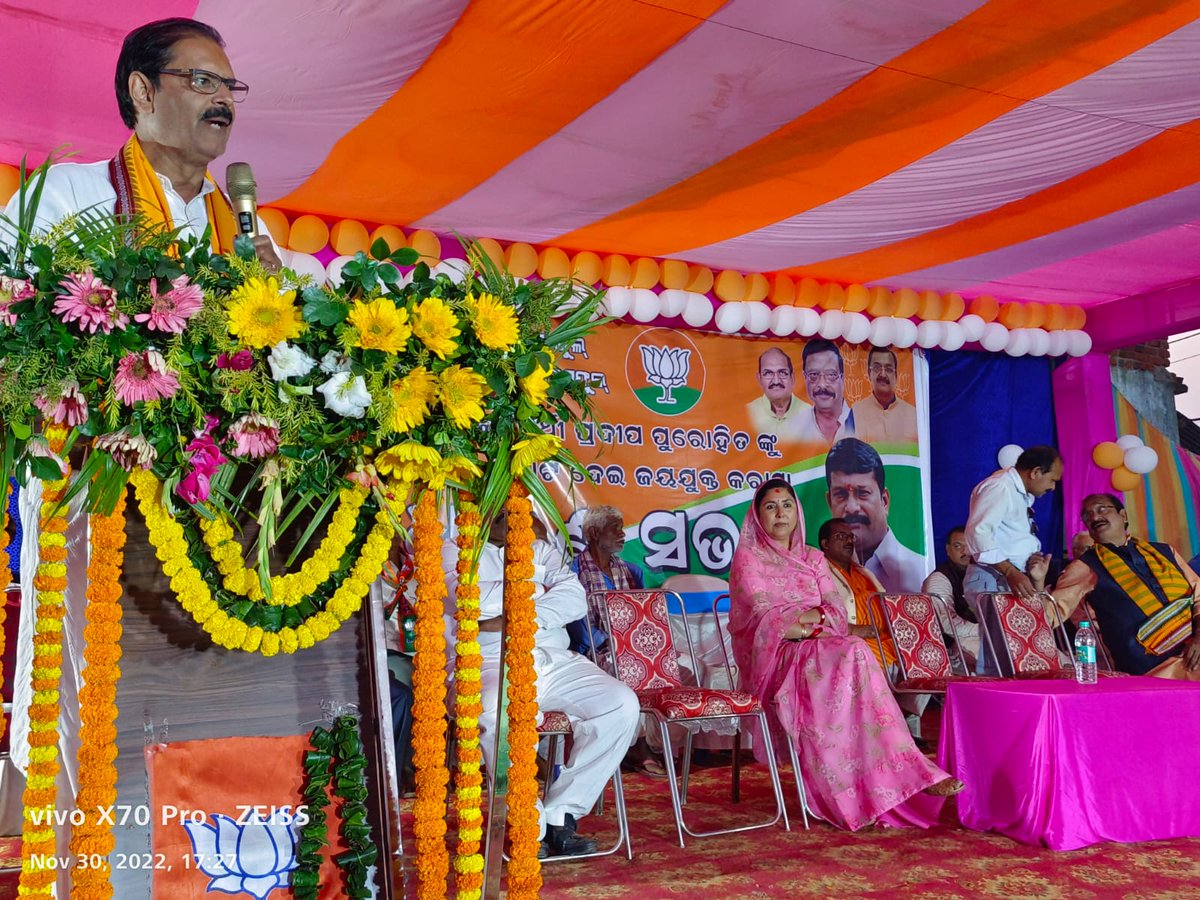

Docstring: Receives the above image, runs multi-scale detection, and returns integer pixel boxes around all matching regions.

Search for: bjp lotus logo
[626,328,704,416]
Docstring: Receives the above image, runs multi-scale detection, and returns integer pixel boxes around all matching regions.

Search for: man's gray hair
[582,505,623,539]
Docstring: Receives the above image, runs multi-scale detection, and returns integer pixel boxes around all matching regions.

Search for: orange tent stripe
[276,0,726,223]
[797,123,1200,284]
[556,0,1200,259]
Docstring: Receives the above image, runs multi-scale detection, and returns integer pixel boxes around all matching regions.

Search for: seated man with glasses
[791,338,856,449]
[852,346,918,446]
[1047,493,1200,679]
[2,17,279,271]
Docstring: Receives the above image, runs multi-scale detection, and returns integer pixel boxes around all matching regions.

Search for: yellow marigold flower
[510,434,563,474]
[465,292,519,351]
[226,276,305,348]
[411,296,461,359]
[521,353,556,407]
[390,366,438,433]
[346,297,411,353]
[439,365,489,429]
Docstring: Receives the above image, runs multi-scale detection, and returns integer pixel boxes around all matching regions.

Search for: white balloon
[891,317,918,349]
[818,309,846,340]
[997,443,1023,469]
[842,312,872,345]
[958,314,986,342]
[658,289,690,318]
[1066,330,1093,357]
[629,288,660,323]
[324,254,355,289]
[559,283,589,312]
[288,252,327,286]
[915,320,944,349]
[980,322,1009,353]
[794,307,822,337]
[681,294,714,328]
[433,257,471,284]
[602,286,633,318]
[276,247,294,268]
[1046,330,1071,357]
[769,305,797,336]
[714,302,747,334]
[868,316,895,347]
[1026,327,1051,357]
[745,301,772,334]
[1116,434,1144,451]
[1005,328,1030,357]
[1124,445,1159,474]
[939,321,966,352]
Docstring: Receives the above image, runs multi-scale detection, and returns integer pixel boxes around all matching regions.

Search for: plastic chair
[977,591,1077,678]
[591,589,789,847]
[864,592,987,693]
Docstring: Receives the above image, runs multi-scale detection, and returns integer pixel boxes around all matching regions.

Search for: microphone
[226,162,258,238]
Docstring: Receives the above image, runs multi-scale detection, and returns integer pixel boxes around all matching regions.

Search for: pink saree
[729,505,948,830]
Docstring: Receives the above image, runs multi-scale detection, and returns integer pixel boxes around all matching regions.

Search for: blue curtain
[927,350,1062,567]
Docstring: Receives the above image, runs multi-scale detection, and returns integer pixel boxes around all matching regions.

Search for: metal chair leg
[783,729,811,830]
[680,727,695,806]
[732,728,742,803]
[757,711,790,832]
[657,719,688,848]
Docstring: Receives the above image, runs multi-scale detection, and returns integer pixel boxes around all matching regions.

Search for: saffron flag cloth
[147,734,348,899]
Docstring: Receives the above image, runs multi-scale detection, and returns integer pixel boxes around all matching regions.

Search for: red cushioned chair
[592,589,789,847]
[977,591,1077,678]
[864,592,986,693]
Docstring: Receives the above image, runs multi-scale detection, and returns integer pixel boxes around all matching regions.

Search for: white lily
[317,371,371,418]
[267,341,316,381]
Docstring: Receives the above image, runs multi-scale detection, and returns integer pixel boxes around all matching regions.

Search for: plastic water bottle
[1074,621,1098,685]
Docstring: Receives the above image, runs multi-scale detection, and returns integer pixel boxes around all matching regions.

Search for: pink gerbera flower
[33,380,89,427]
[0,275,36,327]
[53,271,129,334]
[113,350,180,405]
[134,275,205,333]
[95,429,157,470]
[228,412,280,459]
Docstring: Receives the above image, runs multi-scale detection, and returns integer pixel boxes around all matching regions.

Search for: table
[938,676,1200,850]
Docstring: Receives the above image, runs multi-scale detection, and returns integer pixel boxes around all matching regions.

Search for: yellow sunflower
[411,296,461,359]
[521,352,556,406]
[346,298,411,353]
[376,441,442,484]
[439,365,489,429]
[510,434,563,474]
[389,366,438,433]
[441,454,483,484]
[465,292,519,351]
[226,277,305,348]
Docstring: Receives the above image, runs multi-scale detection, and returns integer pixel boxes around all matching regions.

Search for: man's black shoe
[543,813,598,857]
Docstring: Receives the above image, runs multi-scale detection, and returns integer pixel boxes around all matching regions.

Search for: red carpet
[0,835,17,900]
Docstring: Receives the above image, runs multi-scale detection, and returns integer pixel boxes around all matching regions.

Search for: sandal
[924,777,964,797]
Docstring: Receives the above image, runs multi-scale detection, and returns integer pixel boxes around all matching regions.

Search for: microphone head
[226,162,256,200]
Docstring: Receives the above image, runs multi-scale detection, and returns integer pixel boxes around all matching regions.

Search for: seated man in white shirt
[448,509,640,857]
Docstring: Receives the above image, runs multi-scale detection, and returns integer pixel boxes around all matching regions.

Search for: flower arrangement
[0,480,11,748]
[452,498,484,899]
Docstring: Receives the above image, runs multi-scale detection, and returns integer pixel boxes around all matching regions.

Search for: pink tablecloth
[938,676,1200,850]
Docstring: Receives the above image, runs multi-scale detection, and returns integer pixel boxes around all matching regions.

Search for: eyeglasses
[803,369,842,384]
[1081,504,1117,523]
[868,363,897,376]
[759,368,792,380]
[156,68,249,102]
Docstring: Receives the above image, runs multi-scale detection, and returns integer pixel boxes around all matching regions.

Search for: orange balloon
[943,293,966,322]
[1111,465,1140,492]
[916,290,943,320]
[630,257,661,289]
[571,250,602,285]
[819,283,846,311]
[287,214,330,254]
[794,278,822,309]
[409,229,442,265]
[714,270,746,303]
[686,264,714,294]
[1041,303,1065,331]
[370,224,407,255]
[867,286,895,317]
[602,254,632,287]
[998,301,1028,329]
[537,247,571,279]
[330,219,370,257]
[770,274,795,307]
[844,284,871,313]
[1069,306,1088,330]
[504,241,537,278]
[660,259,690,290]
[257,208,290,248]
[893,287,920,318]
[1092,441,1124,470]
[0,164,19,205]
[1023,303,1046,329]
[969,294,1000,322]
[744,272,769,303]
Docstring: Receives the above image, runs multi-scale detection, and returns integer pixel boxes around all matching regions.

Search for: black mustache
[843,514,869,527]
[813,389,835,399]
[203,108,232,124]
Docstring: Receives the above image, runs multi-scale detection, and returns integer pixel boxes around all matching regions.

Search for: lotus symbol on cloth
[184,812,299,898]
[640,345,692,405]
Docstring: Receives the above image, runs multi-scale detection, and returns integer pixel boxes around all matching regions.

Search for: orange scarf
[842,563,898,669]
[109,134,237,253]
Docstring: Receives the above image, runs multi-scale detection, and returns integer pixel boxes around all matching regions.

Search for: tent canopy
[4,0,1200,347]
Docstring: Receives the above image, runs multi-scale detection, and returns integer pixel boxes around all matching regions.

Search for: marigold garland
[452,498,484,900]
[411,490,450,899]
[0,479,11,748]
[70,492,127,898]
[19,424,69,899]
[503,484,541,899]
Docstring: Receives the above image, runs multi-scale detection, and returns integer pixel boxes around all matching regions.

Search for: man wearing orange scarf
[4,18,279,269]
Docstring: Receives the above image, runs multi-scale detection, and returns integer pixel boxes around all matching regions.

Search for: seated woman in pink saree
[730,477,962,830]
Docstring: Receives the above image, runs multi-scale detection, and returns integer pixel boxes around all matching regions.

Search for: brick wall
[1110,339,1173,373]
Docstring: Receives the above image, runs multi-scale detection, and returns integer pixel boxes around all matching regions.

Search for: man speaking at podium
[3,17,279,270]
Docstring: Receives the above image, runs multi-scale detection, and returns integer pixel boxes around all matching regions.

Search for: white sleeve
[965,478,1011,566]
[922,570,952,599]
[533,542,587,631]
